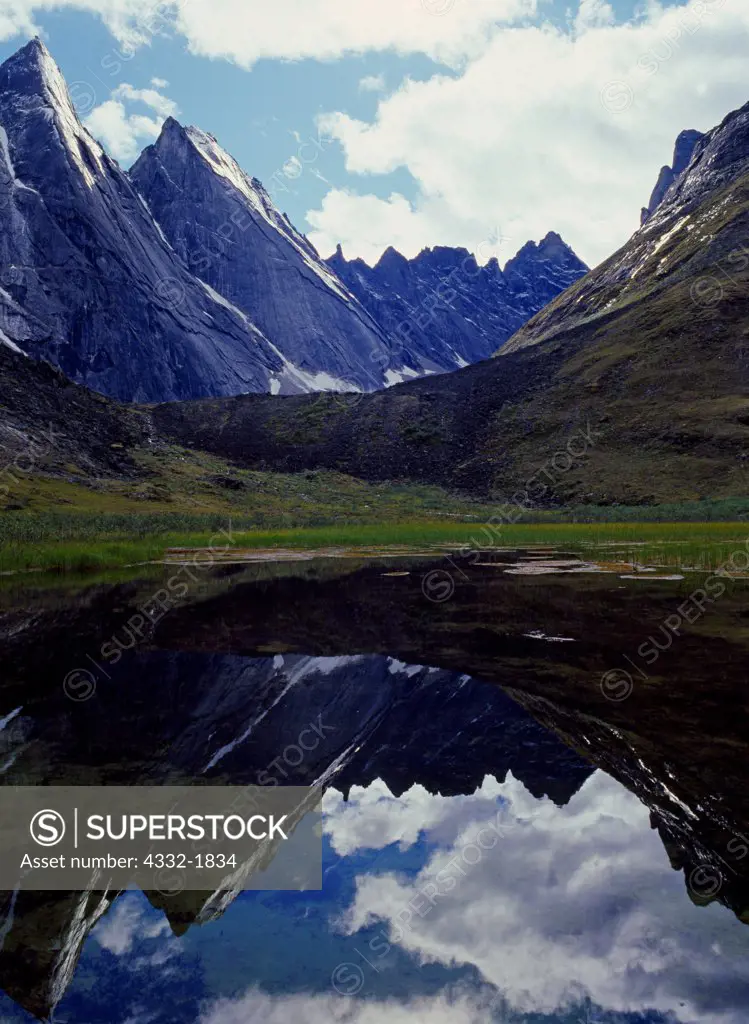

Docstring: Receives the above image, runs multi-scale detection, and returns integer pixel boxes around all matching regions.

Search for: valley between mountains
[0,38,747,569]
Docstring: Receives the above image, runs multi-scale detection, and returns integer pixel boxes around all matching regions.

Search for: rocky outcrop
[505,98,749,356]
[0,39,287,402]
[326,232,588,377]
[130,119,394,394]
[640,128,704,224]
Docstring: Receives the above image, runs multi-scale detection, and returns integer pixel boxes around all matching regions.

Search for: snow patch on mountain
[0,328,24,355]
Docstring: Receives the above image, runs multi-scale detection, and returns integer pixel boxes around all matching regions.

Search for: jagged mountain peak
[327,233,588,375]
[510,232,572,261]
[640,105,749,230]
[0,37,109,192]
[649,102,749,225]
[0,37,587,400]
[538,230,568,254]
[1,36,50,77]
[0,37,287,400]
[413,245,475,271]
[375,245,409,270]
[1,36,75,113]
[641,127,705,225]
[505,233,586,280]
[673,128,704,165]
[132,111,395,392]
[160,113,182,133]
[168,120,272,198]
[141,116,314,249]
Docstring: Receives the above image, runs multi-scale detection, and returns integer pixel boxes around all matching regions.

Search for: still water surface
[0,553,747,1023]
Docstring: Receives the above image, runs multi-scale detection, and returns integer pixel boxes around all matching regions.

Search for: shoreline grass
[1,516,747,576]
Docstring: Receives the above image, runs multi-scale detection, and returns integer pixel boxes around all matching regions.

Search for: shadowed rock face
[130,118,394,394]
[326,233,587,377]
[0,39,287,402]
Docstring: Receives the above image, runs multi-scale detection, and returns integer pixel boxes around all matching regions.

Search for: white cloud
[335,772,749,1024]
[2,0,747,268]
[113,82,177,118]
[0,0,536,66]
[306,188,513,264]
[323,776,509,856]
[307,190,439,264]
[200,987,501,1024]
[281,154,303,179]
[573,0,615,32]
[0,0,178,49]
[150,76,169,88]
[359,73,386,93]
[93,895,170,956]
[172,0,535,69]
[305,0,749,267]
[85,81,178,163]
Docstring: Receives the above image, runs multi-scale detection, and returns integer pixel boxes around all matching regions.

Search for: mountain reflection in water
[0,555,748,1023]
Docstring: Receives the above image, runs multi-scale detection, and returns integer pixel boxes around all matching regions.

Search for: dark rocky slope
[0,343,148,486]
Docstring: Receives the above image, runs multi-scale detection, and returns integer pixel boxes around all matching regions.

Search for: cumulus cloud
[172,0,534,69]
[336,772,749,1023]
[281,154,303,179]
[0,0,177,49]
[306,188,514,265]
[0,0,535,65]
[150,76,169,88]
[85,81,178,163]
[93,895,170,956]
[323,776,511,856]
[306,0,749,266]
[573,0,615,32]
[2,0,746,267]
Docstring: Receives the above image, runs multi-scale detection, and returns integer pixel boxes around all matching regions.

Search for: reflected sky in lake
[1,768,747,1023]
[2,559,749,1024]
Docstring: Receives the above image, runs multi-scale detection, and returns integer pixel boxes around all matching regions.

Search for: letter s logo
[30,809,66,847]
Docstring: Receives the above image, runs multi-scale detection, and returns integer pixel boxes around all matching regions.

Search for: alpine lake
[0,540,748,1024]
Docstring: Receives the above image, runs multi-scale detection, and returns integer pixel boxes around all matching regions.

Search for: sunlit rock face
[0,39,284,401]
[131,119,394,395]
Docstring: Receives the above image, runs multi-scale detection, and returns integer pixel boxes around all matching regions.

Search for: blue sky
[0,0,745,267]
[0,7,437,236]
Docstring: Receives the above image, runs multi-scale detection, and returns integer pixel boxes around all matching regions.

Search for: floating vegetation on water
[0,516,747,575]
